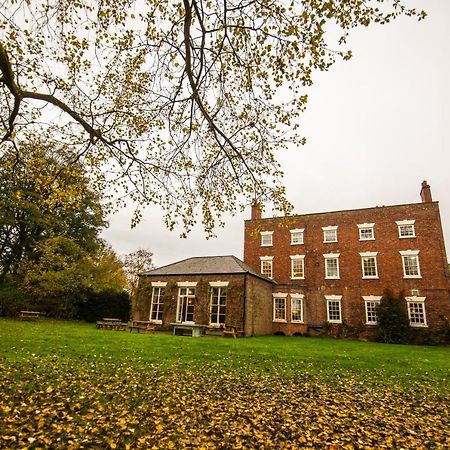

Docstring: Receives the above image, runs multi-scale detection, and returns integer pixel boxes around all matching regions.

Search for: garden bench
[19,310,41,320]
[171,323,207,337]
[128,320,155,333]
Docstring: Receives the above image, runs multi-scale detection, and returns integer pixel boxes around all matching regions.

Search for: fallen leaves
[0,356,449,449]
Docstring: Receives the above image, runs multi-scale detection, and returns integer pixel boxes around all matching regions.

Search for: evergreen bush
[376,289,410,344]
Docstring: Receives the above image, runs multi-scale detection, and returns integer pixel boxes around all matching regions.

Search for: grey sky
[103,0,450,267]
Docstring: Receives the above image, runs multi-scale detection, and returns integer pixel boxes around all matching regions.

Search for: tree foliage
[376,289,410,344]
[0,138,127,316]
[0,137,105,281]
[0,1,426,234]
[122,249,155,298]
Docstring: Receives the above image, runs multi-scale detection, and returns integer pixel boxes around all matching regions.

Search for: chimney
[251,202,262,220]
[420,180,432,203]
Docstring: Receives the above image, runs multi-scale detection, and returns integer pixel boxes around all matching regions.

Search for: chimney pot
[420,180,432,203]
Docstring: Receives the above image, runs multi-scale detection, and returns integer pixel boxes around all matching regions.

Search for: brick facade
[244,183,450,336]
[135,270,274,336]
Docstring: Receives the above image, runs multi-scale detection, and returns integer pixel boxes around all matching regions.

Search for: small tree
[377,289,410,344]
[122,249,155,298]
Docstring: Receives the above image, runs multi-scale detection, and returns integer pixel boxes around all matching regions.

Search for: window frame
[324,253,340,279]
[362,295,382,325]
[325,295,342,324]
[399,250,421,279]
[260,231,274,247]
[396,220,416,239]
[357,223,375,241]
[149,282,167,324]
[359,252,379,279]
[290,255,305,279]
[290,294,304,323]
[176,282,197,323]
[290,228,304,245]
[260,256,274,279]
[322,226,338,243]
[209,281,229,327]
[406,296,427,327]
[273,293,287,322]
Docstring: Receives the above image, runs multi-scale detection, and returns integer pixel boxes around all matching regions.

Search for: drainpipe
[243,273,247,336]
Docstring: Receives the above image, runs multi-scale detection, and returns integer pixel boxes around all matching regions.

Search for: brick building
[244,181,450,336]
[135,181,450,337]
[135,256,274,336]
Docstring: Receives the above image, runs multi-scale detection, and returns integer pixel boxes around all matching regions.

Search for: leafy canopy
[0,1,426,234]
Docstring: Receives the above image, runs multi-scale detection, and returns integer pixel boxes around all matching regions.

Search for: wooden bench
[222,326,245,338]
[19,311,41,320]
[96,318,127,331]
[128,321,156,334]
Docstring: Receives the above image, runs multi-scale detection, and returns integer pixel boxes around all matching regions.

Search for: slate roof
[140,255,275,283]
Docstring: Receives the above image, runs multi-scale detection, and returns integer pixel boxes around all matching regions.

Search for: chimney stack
[251,202,262,220]
[420,180,432,203]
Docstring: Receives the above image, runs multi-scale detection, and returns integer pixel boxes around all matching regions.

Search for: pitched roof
[141,255,275,283]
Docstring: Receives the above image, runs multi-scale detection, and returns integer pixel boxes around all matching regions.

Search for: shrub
[376,289,410,344]
[0,282,33,317]
[77,289,131,323]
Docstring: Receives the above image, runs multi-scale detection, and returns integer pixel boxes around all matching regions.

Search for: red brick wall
[244,274,274,336]
[244,201,450,334]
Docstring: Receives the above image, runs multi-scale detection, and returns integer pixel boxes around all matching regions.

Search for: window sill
[150,320,162,324]
[327,320,342,324]
[323,241,338,244]
[403,275,422,279]
[290,276,305,280]
[410,323,428,328]
[399,235,416,239]
[365,322,378,326]
[362,276,379,280]
[291,320,304,324]
[325,276,340,280]
[359,238,375,241]
[273,319,287,323]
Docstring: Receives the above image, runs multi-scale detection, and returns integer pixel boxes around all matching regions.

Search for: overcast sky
[103,0,450,268]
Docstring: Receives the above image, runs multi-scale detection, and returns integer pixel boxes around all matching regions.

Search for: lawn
[0,319,449,448]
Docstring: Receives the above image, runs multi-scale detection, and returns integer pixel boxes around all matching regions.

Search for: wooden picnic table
[222,326,245,338]
[19,311,41,320]
[96,318,127,331]
[128,320,155,333]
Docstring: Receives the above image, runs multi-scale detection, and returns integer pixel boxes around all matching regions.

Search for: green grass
[1,318,448,387]
[1,319,449,448]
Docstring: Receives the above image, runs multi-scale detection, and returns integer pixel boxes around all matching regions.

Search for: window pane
[408,302,425,325]
[400,225,414,237]
[291,232,303,244]
[326,258,338,278]
[404,256,419,276]
[360,228,373,240]
[291,298,302,322]
[273,297,286,320]
[261,260,273,278]
[324,230,337,242]
[150,287,164,321]
[363,257,377,277]
[327,300,341,322]
[292,259,304,278]
[210,287,226,325]
[365,301,379,324]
